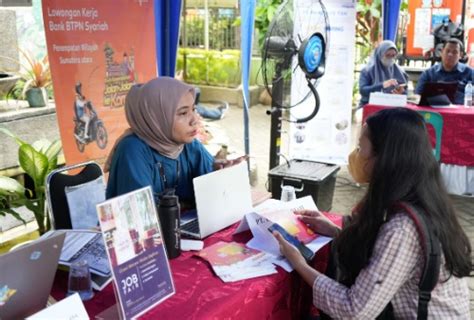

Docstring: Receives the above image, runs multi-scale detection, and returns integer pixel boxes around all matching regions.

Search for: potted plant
[0,128,61,234]
[20,51,51,108]
[1,50,52,107]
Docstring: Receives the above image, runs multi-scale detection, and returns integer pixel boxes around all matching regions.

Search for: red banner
[42,0,157,165]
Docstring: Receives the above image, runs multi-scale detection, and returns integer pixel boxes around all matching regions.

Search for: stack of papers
[369,92,407,107]
[197,241,277,282]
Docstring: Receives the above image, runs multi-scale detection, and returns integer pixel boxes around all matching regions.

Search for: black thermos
[158,195,181,259]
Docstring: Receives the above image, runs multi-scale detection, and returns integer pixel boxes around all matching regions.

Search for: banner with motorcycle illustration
[42,0,157,165]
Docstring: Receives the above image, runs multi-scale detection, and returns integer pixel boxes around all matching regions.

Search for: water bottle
[280,185,296,202]
[158,194,181,259]
[464,81,472,107]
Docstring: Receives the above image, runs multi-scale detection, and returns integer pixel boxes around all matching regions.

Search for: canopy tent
[382,0,402,42]
[240,0,256,158]
[154,0,182,77]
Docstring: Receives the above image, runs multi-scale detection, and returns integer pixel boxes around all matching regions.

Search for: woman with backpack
[273,107,471,319]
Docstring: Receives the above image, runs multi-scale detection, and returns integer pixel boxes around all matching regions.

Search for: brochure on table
[197,241,277,282]
[235,196,342,271]
[96,186,174,320]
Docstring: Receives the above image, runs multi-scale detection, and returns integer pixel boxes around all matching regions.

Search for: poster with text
[289,0,356,164]
[96,186,174,319]
[42,1,157,165]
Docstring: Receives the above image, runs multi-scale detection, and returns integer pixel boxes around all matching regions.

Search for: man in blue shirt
[415,38,474,105]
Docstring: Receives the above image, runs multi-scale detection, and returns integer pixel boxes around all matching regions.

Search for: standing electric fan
[261,0,330,170]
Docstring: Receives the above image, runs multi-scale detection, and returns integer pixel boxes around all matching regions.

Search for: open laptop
[180,162,253,239]
[0,232,65,320]
[418,81,458,106]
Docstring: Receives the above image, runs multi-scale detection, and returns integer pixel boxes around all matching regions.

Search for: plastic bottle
[158,194,180,259]
[464,81,472,107]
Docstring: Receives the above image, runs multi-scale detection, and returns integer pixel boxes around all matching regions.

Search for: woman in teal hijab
[105,77,213,205]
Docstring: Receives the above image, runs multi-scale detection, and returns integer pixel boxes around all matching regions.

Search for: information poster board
[406,0,463,58]
[42,1,157,165]
[96,187,174,319]
[289,0,356,164]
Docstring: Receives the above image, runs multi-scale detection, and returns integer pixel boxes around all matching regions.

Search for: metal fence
[180,7,240,50]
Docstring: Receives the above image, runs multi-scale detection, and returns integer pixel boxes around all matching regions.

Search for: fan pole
[268,65,284,170]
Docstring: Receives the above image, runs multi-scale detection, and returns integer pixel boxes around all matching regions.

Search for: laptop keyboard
[181,219,200,234]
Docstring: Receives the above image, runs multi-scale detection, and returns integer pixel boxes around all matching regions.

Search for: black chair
[45,161,104,229]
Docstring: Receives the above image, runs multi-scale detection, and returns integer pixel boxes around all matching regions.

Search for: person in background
[176,70,229,120]
[416,38,474,105]
[105,77,243,205]
[358,40,408,108]
[273,108,471,319]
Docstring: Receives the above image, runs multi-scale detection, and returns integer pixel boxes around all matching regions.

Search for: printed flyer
[96,187,174,319]
[42,1,157,165]
[198,241,277,282]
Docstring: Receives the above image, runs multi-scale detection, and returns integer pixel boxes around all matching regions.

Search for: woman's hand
[391,83,406,94]
[295,210,341,237]
[273,231,322,286]
[213,155,248,170]
[273,231,307,268]
[383,79,398,88]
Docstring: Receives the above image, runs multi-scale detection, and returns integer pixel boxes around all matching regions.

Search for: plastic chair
[417,110,443,161]
[45,161,104,229]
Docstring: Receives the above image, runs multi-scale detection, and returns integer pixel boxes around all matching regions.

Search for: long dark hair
[335,107,471,286]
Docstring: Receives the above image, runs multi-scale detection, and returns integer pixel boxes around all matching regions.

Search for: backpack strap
[393,202,441,320]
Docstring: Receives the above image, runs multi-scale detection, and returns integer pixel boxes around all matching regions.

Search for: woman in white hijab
[358,40,408,108]
[106,77,234,204]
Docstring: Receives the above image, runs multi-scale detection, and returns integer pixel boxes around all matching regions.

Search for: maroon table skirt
[363,104,474,166]
[51,223,332,319]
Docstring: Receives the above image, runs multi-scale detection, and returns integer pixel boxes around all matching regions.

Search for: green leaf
[356,3,367,12]
[370,7,381,18]
[44,139,62,163]
[18,144,49,189]
[0,176,25,196]
[31,139,52,154]
[0,127,27,146]
[232,17,241,27]
[267,6,277,22]
[0,208,26,224]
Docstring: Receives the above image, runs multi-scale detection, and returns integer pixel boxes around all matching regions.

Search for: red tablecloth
[51,223,332,320]
[363,104,474,166]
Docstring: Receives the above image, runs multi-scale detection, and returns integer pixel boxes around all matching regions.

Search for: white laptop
[180,162,253,239]
[0,232,66,320]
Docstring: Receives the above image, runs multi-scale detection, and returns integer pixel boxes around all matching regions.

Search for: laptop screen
[419,81,458,106]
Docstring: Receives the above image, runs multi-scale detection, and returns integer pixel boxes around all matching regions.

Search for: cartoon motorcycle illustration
[73,83,108,152]
[73,108,108,152]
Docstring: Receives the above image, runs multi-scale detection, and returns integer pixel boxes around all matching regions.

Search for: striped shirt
[313,213,470,319]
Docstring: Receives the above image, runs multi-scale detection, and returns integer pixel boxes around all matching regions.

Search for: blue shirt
[415,63,474,105]
[106,134,214,204]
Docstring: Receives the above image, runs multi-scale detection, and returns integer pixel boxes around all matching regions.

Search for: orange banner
[406,0,463,58]
[42,0,157,165]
